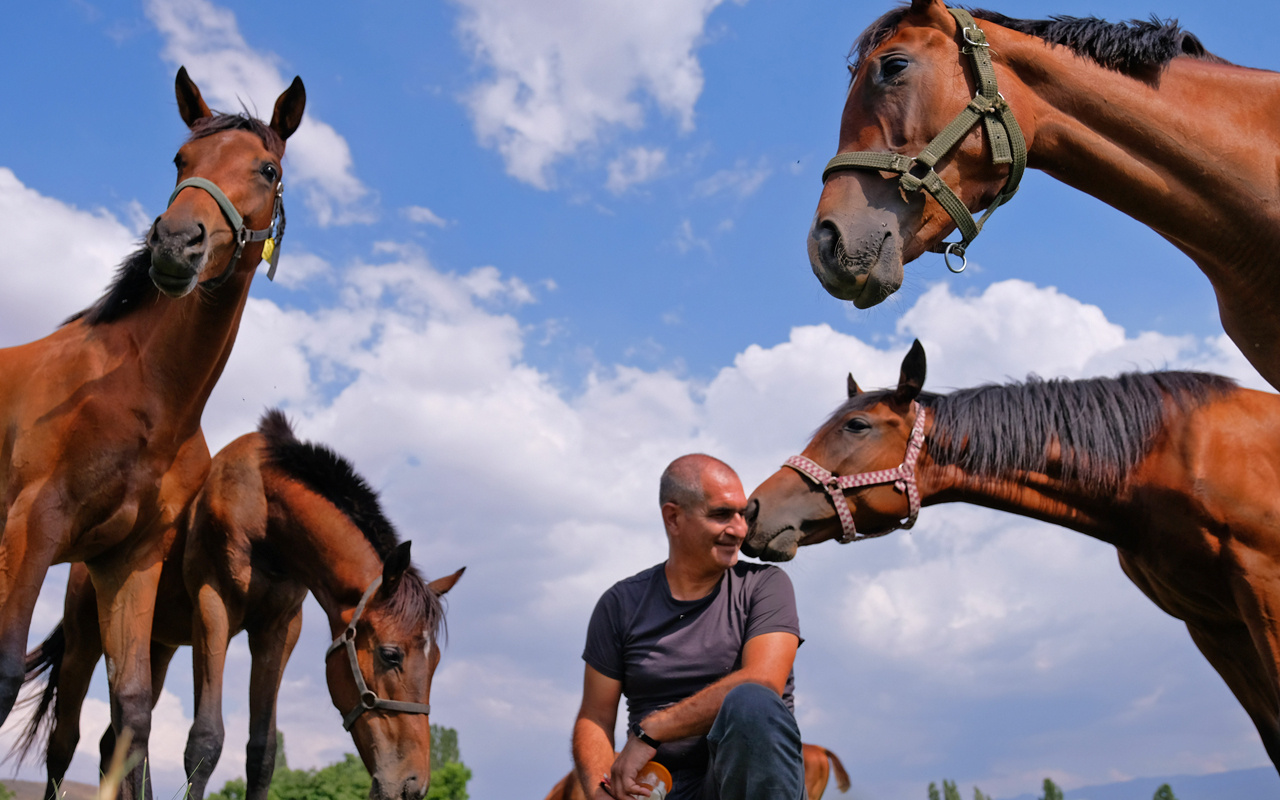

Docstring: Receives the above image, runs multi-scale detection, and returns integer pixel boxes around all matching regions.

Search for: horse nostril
[744,498,759,526]
[814,222,839,268]
[187,222,207,248]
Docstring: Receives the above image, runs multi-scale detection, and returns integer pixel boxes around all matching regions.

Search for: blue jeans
[670,683,805,800]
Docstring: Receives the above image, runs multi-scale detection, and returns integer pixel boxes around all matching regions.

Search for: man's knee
[710,683,797,743]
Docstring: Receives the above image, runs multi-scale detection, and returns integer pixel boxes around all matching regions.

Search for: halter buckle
[962,26,989,48]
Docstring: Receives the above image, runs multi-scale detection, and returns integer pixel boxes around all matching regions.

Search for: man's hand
[609,734,657,798]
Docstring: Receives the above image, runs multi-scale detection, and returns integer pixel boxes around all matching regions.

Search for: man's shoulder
[731,560,790,583]
[601,562,665,602]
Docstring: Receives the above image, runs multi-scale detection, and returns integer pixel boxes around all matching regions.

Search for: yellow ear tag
[262,238,275,263]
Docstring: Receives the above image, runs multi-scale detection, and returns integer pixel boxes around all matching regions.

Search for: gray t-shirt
[582,561,801,771]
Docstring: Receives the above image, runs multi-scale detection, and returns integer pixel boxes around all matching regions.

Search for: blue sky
[1,1,1278,798]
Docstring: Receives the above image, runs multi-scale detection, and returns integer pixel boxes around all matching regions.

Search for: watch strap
[629,721,661,749]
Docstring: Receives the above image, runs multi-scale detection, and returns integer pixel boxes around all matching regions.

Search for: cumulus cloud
[453,0,726,188]
[402,205,450,228]
[606,146,667,194]
[146,0,375,226]
[0,168,135,343]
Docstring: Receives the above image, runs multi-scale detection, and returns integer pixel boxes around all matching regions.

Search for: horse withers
[744,341,1280,773]
[0,68,303,798]
[812,0,1280,391]
[17,410,463,800]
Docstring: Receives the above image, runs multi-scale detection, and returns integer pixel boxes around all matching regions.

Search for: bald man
[572,454,805,800]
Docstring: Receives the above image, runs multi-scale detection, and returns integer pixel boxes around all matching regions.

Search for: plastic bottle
[634,761,673,800]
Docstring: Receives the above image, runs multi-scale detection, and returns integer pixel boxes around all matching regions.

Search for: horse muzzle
[807,214,903,308]
[369,773,426,800]
[147,216,208,297]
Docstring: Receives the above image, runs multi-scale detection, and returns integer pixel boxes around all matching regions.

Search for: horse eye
[261,164,279,183]
[379,646,404,667]
[879,56,910,82]
[844,418,872,433]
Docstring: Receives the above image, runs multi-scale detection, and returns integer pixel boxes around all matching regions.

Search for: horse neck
[94,272,253,429]
[266,481,387,636]
[915,429,1127,547]
[994,26,1280,276]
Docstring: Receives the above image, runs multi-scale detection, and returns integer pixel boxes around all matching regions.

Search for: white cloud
[146,0,375,226]
[605,147,667,194]
[453,0,727,188]
[402,205,450,228]
[0,168,135,344]
[693,157,771,199]
[674,218,709,254]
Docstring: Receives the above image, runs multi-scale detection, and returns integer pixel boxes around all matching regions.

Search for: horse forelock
[188,112,285,158]
[850,5,1224,76]
[382,567,448,645]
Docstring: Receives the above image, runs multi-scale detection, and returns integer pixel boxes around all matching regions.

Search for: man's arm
[573,664,623,800]
[609,631,801,797]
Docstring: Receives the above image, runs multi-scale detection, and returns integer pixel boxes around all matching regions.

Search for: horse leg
[46,567,105,800]
[0,495,61,724]
[243,604,304,800]
[184,582,233,800]
[91,549,166,800]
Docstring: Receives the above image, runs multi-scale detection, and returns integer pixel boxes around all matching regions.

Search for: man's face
[669,468,749,572]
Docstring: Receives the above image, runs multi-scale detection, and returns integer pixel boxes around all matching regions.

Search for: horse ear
[893,339,926,406]
[380,540,413,598]
[175,67,213,129]
[847,373,862,398]
[428,567,466,596]
[270,76,306,141]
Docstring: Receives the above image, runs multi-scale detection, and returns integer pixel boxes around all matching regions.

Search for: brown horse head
[810,0,1023,306]
[325,540,464,800]
[744,340,926,561]
[147,66,305,297]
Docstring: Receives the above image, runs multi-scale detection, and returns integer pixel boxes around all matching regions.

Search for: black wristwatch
[629,721,661,749]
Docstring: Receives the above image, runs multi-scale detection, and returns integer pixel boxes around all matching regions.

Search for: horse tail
[824,748,852,793]
[7,622,67,766]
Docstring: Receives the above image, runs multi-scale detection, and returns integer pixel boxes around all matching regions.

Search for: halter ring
[943,243,968,273]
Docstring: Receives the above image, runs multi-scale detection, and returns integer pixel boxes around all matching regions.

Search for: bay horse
[743,340,1280,773]
[810,0,1280,389]
[541,744,851,800]
[16,410,464,800]
[0,68,304,798]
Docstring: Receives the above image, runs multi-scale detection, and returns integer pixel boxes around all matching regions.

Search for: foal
[19,410,463,800]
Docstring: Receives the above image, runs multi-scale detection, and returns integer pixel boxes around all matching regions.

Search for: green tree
[206,726,470,800]
[0,781,15,800]
[1153,784,1178,800]
[928,781,941,800]
[431,723,461,772]
[1039,777,1065,800]
[943,779,961,800]
[974,788,992,800]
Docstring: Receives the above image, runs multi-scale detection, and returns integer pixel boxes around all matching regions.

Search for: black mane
[63,112,283,328]
[853,6,1223,74]
[257,409,445,637]
[829,371,1236,492]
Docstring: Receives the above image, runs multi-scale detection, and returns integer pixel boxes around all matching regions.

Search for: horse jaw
[807,180,905,307]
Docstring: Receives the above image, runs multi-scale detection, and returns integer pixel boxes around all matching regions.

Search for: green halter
[166,176,285,287]
[822,8,1026,272]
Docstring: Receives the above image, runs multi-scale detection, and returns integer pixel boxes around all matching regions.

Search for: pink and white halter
[782,402,927,544]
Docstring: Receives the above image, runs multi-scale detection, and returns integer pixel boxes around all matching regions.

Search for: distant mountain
[999,766,1279,800]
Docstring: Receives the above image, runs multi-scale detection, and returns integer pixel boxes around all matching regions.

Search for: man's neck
[664,558,727,601]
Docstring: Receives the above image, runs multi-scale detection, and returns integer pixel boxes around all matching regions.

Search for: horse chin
[746,527,802,562]
[808,223,903,307]
[148,254,201,298]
